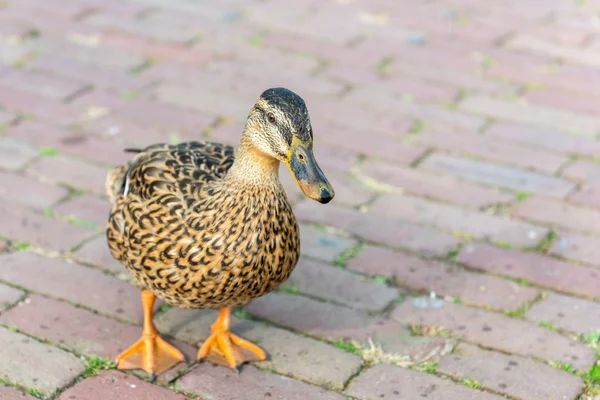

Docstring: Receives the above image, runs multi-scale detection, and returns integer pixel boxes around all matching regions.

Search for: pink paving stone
[313,168,375,207]
[74,235,124,274]
[0,138,38,171]
[0,283,23,311]
[0,294,196,364]
[245,292,381,341]
[346,246,538,311]
[569,183,600,208]
[526,293,600,335]
[27,155,108,196]
[550,232,600,266]
[0,252,148,323]
[485,122,600,157]
[345,364,506,400]
[284,258,399,312]
[512,196,600,235]
[175,364,345,400]
[297,224,358,263]
[0,202,94,251]
[458,243,600,299]
[370,194,547,247]
[0,67,87,101]
[59,371,190,400]
[0,385,36,399]
[53,195,110,228]
[359,160,513,208]
[414,130,567,173]
[438,343,584,400]
[392,297,597,371]
[293,201,460,257]
[0,84,82,124]
[562,160,600,182]
[0,171,69,210]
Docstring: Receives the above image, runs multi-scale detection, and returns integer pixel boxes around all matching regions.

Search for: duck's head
[244,87,335,204]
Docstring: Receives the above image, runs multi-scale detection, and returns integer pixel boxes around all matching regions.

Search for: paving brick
[28,54,155,93]
[59,371,189,400]
[458,243,600,299]
[0,202,94,251]
[0,110,17,126]
[27,156,107,196]
[156,308,362,390]
[485,122,600,157]
[0,67,86,101]
[0,172,68,209]
[0,138,37,171]
[0,385,36,399]
[0,84,81,124]
[506,33,600,68]
[310,169,375,207]
[372,194,547,247]
[246,292,380,341]
[53,195,109,228]
[74,236,124,274]
[0,326,86,398]
[562,160,600,182]
[176,364,345,400]
[438,343,584,400]
[458,95,600,137]
[359,160,513,208]
[513,197,600,235]
[298,224,357,263]
[344,80,458,106]
[392,297,597,371]
[293,201,460,257]
[285,258,398,312]
[8,121,132,167]
[421,153,576,197]
[525,87,600,117]
[414,130,567,173]
[0,283,23,311]
[0,252,146,323]
[526,293,600,335]
[345,364,505,400]
[569,183,600,208]
[550,232,600,267]
[347,247,538,311]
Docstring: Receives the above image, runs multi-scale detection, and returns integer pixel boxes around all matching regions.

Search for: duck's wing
[106,141,236,283]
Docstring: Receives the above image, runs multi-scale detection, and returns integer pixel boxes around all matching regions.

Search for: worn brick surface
[348,247,538,311]
[0,138,38,171]
[372,194,547,247]
[421,153,577,197]
[0,202,94,251]
[459,243,600,298]
[0,283,23,311]
[176,364,345,400]
[526,293,600,335]
[156,308,362,390]
[0,252,147,323]
[513,196,600,234]
[294,201,460,257]
[359,160,513,208]
[562,160,600,182]
[345,364,505,400]
[0,326,86,397]
[392,297,597,371]
[0,171,69,210]
[246,292,380,341]
[53,195,109,228]
[550,232,600,266]
[438,343,584,400]
[298,224,357,263]
[0,385,36,399]
[284,258,399,312]
[59,371,190,400]
[74,235,124,274]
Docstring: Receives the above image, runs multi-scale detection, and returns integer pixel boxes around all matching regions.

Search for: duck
[105,87,335,379]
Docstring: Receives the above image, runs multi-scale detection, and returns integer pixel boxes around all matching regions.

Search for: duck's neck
[226,134,281,186]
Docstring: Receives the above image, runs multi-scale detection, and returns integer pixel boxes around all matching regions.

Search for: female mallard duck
[106,87,334,379]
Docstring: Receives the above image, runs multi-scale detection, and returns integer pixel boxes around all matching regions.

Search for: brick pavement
[0,0,600,399]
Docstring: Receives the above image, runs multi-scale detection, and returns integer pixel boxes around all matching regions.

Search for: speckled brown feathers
[106,140,300,309]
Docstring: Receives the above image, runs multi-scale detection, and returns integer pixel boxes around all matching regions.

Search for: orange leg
[115,290,184,380]
[197,307,266,370]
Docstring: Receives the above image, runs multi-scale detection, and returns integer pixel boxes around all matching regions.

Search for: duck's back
[106,141,300,309]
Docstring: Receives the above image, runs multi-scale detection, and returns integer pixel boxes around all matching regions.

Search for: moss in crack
[334,242,366,267]
[83,355,116,377]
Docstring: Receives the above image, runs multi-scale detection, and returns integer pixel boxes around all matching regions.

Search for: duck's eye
[267,113,276,124]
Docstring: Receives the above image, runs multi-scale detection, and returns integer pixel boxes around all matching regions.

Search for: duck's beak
[285,137,335,204]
